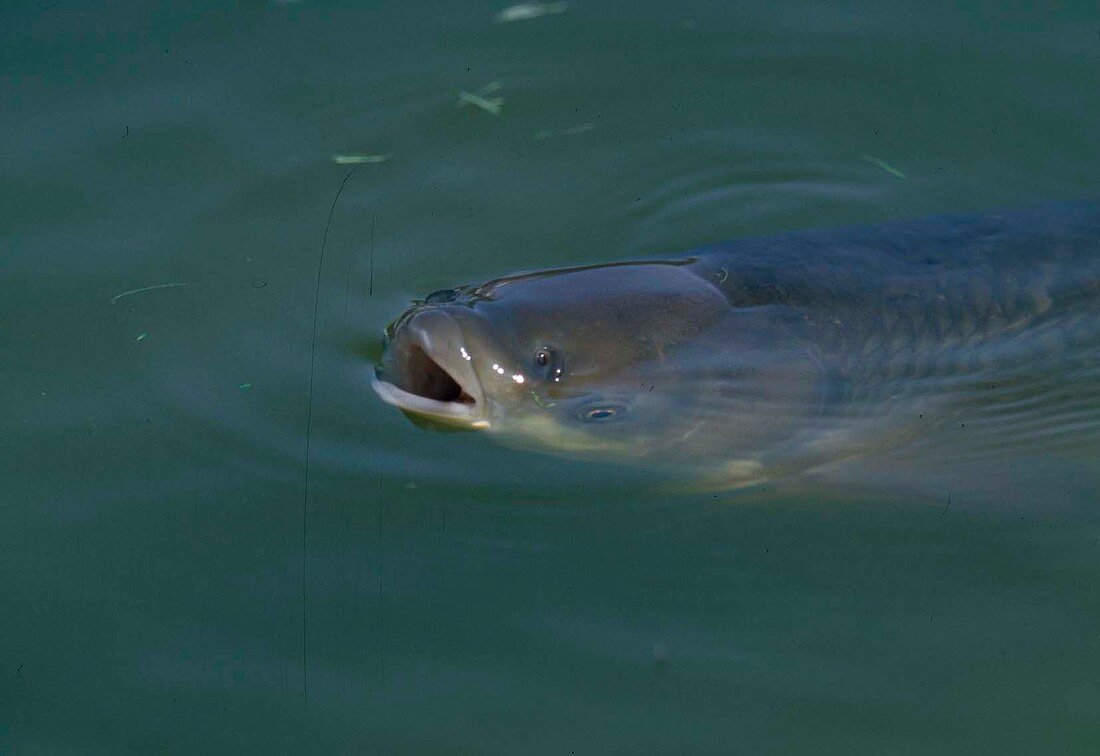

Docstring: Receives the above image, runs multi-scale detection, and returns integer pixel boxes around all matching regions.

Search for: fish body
[372,203,1100,487]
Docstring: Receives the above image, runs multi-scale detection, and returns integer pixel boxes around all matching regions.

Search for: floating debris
[457,88,504,116]
[331,154,389,165]
[860,154,907,179]
[495,2,568,23]
[110,282,187,304]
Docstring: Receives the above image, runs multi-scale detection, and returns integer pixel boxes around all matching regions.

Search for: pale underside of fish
[373,203,1100,494]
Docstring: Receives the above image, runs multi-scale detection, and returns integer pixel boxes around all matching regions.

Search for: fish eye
[533,346,564,382]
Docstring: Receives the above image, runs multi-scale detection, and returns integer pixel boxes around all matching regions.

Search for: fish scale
[695,203,1100,415]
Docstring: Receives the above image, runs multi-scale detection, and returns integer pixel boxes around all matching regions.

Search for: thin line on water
[378,468,385,684]
[369,209,377,296]
[303,167,356,710]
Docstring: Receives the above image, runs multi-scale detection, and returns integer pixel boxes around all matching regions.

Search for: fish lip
[370,374,489,428]
[370,311,490,429]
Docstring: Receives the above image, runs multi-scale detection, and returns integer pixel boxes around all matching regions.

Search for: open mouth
[370,309,488,428]
[398,344,477,405]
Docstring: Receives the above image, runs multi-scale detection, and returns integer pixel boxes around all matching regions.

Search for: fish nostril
[425,288,458,304]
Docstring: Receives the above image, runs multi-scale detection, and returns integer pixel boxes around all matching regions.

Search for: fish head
[372,260,734,454]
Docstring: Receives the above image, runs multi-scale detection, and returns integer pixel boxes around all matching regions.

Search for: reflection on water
[3,0,1100,751]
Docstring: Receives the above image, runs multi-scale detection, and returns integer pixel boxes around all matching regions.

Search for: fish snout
[372,308,489,428]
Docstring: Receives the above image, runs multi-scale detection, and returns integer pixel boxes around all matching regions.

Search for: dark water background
[3,1,1100,752]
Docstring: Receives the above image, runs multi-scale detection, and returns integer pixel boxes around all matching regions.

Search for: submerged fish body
[373,203,1100,488]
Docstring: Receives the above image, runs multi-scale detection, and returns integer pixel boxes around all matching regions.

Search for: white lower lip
[370,373,488,427]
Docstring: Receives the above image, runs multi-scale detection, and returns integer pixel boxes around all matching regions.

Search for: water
[3,1,1099,752]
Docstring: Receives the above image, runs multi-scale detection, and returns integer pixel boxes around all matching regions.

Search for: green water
[3,1,1100,752]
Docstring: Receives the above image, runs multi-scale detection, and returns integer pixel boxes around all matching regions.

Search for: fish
[371,203,1100,489]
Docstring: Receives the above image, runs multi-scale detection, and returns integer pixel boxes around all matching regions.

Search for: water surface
[3,1,1100,751]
